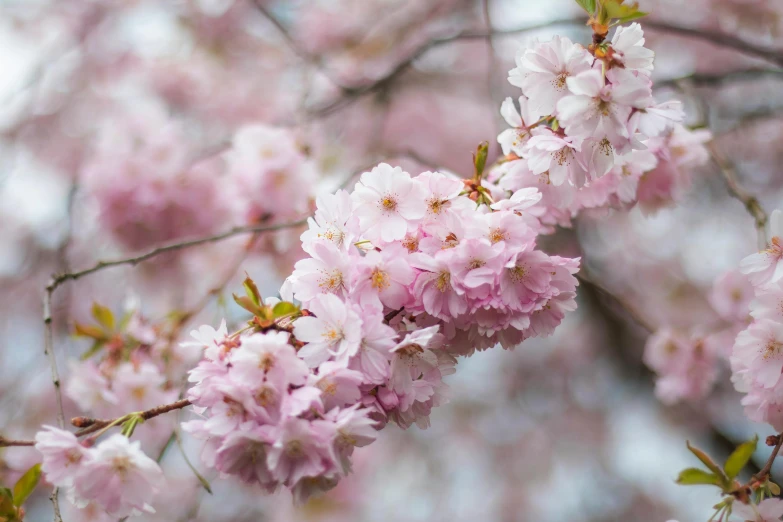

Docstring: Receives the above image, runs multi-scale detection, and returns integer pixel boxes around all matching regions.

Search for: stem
[754,432,783,482]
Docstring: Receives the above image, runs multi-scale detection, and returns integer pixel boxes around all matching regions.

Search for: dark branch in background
[300,18,783,123]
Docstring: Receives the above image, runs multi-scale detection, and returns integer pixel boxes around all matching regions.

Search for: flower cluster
[35,428,164,518]
[83,116,316,253]
[731,211,783,429]
[487,24,710,231]
[183,161,580,501]
[64,306,192,447]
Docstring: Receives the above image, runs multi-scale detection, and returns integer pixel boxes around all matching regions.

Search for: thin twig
[45,218,309,294]
[707,141,769,247]
[754,432,783,482]
[0,437,35,447]
[576,273,656,333]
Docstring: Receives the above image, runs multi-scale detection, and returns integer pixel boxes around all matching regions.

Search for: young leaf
[73,322,107,340]
[473,142,489,180]
[232,294,264,316]
[603,0,640,19]
[574,0,596,14]
[0,488,14,517]
[79,340,106,361]
[12,464,41,507]
[272,301,299,319]
[676,468,722,487]
[686,441,727,479]
[91,303,115,331]
[724,435,758,479]
[769,481,781,496]
[618,10,648,23]
[242,276,262,307]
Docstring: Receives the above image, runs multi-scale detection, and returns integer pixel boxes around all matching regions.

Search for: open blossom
[524,129,588,186]
[72,434,164,518]
[741,238,783,287]
[308,361,364,410]
[558,68,652,149]
[294,293,363,367]
[710,269,754,323]
[35,426,89,486]
[389,325,444,396]
[351,163,426,242]
[417,170,467,220]
[300,190,359,254]
[351,244,416,309]
[229,330,309,386]
[732,319,783,388]
[731,498,783,522]
[289,241,353,302]
[266,417,335,486]
[610,23,654,75]
[508,35,593,118]
[497,96,540,156]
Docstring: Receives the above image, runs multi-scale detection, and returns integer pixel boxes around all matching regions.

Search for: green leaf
[91,303,115,331]
[687,441,727,479]
[724,435,758,479]
[232,294,264,316]
[0,488,14,517]
[73,322,107,340]
[676,468,722,487]
[769,481,781,496]
[574,0,596,14]
[473,142,489,180]
[79,340,106,361]
[242,276,262,307]
[617,10,648,23]
[272,301,299,319]
[12,464,41,507]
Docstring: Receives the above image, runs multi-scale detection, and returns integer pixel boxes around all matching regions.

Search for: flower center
[468,258,486,270]
[256,386,276,407]
[489,228,506,244]
[398,343,424,357]
[319,270,344,292]
[599,137,613,156]
[402,236,419,252]
[285,440,304,458]
[428,198,447,214]
[435,271,450,292]
[370,268,390,290]
[554,72,568,89]
[552,148,570,167]
[259,353,275,372]
[111,456,133,479]
[317,380,338,395]
[381,195,397,211]
[324,328,344,343]
[764,341,783,360]
[509,265,527,283]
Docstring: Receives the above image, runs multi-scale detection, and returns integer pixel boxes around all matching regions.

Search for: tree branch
[707,141,769,247]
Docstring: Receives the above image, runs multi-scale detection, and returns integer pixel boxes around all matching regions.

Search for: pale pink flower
[309,361,364,411]
[323,405,377,474]
[300,190,360,254]
[112,362,178,412]
[350,312,397,385]
[214,429,276,492]
[710,270,754,322]
[294,293,362,367]
[35,426,89,486]
[289,242,354,303]
[633,100,684,138]
[610,23,655,75]
[74,434,164,518]
[741,238,783,287]
[448,238,506,300]
[732,498,783,522]
[489,187,542,212]
[181,320,229,361]
[351,163,426,242]
[524,129,588,186]
[410,250,469,320]
[499,250,555,311]
[266,417,335,486]
[497,96,540,156]
[558,68,652,146]
[733,319,783,388]
[65,361,118,416]
[417,170,466,221]
[229,331,309,387]
[389,325,444,396]
[351,244,416,309]
[508,36,594,117]
[751,282,783,322]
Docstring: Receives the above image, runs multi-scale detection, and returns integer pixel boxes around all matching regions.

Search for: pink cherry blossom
[35,426,89,486]
[508,35,594,118]
[293,293,362,367]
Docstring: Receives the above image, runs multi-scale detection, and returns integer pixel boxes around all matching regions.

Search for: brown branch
[707,141,769,245]
[753,432,783,483]
[305,18,783,122]
[576,273,656,333]
[45,218,309,294]
[0,399,193,448]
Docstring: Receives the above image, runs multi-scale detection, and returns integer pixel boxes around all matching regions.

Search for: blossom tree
[1,0,783,521]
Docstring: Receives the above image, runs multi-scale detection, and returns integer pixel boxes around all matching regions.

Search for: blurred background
[1,0,782,520]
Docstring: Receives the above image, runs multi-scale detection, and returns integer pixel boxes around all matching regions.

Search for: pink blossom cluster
[35,428,164,518]
[730,211,783,429]
[64,310,193,447]
[487,24,711,231]
[82,116,316,252]
[182,161,580,501]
